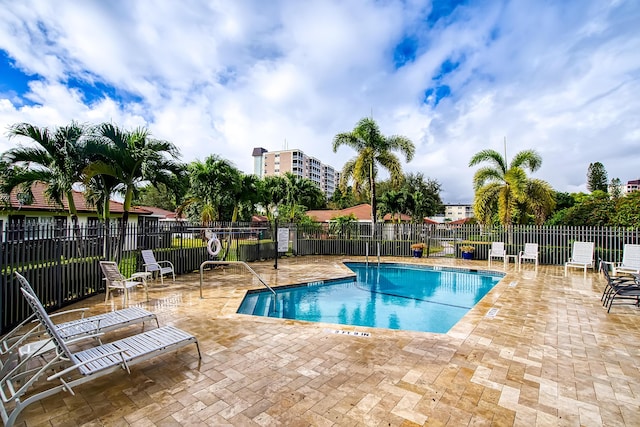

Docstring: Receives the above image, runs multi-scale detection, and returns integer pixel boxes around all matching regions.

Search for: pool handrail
[199,260,276,299]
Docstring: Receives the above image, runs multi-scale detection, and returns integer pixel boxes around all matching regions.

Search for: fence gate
[426,224,458,257]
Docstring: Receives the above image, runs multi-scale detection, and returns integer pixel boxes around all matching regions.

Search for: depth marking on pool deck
[325,329,371,337]
[509,281,518,287]
[485,308,499,318]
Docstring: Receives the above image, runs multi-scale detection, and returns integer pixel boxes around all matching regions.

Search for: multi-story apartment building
[252,147,340,198]
[430,203,475,222]
[625,179,640,194]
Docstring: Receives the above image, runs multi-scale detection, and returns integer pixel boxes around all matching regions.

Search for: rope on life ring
[207,233,222,257]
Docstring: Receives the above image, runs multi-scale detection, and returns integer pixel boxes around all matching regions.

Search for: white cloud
[0,0,638,204]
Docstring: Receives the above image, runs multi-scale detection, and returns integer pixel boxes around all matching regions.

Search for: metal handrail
[199,260,276,299]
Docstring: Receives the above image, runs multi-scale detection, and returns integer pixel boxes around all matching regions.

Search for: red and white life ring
[207,234,222,257]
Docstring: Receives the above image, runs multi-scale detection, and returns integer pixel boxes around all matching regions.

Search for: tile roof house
[0,183,152,239]
[306,204,413,223]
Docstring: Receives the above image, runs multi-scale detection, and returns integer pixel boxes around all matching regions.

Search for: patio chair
[603,272,640,313]
[0,273,200,427]
[488,242,506,267]
[518,243,539,270]
[600,266,637,306]
[2,273,159,367]
[141,250,175,284]
[100,261,148,304]
[612,244,640,275]
[564,241,595,276]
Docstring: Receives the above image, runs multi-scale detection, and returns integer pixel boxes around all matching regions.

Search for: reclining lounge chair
[0,272,200,427]
[2,273,158,367]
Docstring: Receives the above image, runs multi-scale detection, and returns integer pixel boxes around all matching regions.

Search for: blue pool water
[237,263,504,333]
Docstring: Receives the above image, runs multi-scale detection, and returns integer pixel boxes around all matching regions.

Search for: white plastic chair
[564,241,595,276]
[141,250,175,284]
[518,243,539,270]
[488,242,506,267]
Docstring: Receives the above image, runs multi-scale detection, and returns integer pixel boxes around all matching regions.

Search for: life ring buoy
[207,234,222,257]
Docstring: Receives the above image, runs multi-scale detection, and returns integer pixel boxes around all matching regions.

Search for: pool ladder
[199,260,276,299]
[365,241,381,267]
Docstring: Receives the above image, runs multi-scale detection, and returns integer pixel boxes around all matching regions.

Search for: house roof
[423,217,441,224]
[306,204,412,222]
[4,183,151,215]
[448,217,472,225]
[134,205,180,219]
[306,204,371,222]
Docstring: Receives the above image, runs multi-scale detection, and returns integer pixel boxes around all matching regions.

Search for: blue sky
[0,0,638,203]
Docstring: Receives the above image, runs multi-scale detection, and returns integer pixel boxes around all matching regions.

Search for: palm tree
[2,121,89,250]
[469,148,553,226]
[178,155,242,223]
[332,117,415,225]
[85,123,181,260]
[281,172,325,222]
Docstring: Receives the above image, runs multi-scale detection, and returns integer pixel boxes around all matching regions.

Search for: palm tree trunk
[370,163,377,226]
[66,191,86,257]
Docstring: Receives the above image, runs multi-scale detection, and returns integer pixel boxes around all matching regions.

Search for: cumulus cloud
[0,0,638,203]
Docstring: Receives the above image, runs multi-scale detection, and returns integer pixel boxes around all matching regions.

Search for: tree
[587,162,608,193]
[86,123,181,260]
[613,191,640,227]
[609,177,623,199]
[556,191,614,226]
[2,121,90,251]
[178,155,242,223]
[469,148,553,226]
[327,186,357,209]
[261,175,288,217]
[402,173,443,222]
[280,172,326,222]
[377,190,405,223]
[333,117,415,224]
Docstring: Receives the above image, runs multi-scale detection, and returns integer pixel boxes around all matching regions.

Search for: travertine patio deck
[11,256,640,426]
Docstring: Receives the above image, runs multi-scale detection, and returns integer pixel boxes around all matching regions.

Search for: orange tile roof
[306,204,412,222]
[5,183,150,215]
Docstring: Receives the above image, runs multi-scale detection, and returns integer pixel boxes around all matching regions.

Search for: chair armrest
[156,260,175,269]
[47,348,128,380]
[49,308,90,320]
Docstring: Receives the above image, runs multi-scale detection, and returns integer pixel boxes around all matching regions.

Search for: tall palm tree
[85,123,181,260]
[2,121,89,250]
[469,148,553,226]
[333,117,415,224]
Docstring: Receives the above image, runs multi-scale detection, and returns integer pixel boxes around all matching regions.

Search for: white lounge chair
[518,243,539,270]
[141,250,175,284]
[564,241,595,276]
[100,261,148,304]
[2,273,159,368]
[488,242,506,267]
[0,272,200,427]
[612,244,640,275]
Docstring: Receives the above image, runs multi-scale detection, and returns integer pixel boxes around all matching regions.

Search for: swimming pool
[237,262,504,333]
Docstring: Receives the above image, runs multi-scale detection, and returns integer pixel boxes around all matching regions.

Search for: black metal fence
[1,221,638,333]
